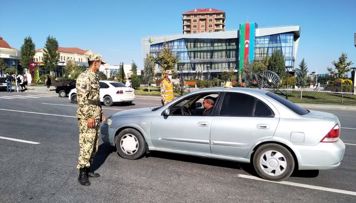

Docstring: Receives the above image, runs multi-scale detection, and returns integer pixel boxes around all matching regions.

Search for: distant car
[69,80,135,106]
[0,77,7,90]
[101,87,345,181]
[55,80,76,97]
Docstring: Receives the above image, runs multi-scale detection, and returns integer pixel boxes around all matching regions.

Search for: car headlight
[107,118,112,126]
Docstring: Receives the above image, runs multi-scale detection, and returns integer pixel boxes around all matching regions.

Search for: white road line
[342,127,356,130]
[0,108,76,118]
[0,136,40,145]
[345,143,356,146]
[41,102,126,111]
[237,174,356,197]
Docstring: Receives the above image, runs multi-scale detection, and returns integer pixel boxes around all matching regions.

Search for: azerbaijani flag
[239,22,256,71]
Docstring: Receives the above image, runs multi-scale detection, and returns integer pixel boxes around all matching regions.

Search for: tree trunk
[300,88,303,100]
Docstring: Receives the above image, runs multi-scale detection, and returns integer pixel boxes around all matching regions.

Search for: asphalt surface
[0,89,356,202]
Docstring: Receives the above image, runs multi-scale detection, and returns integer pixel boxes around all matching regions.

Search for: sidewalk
[25,85,56,94]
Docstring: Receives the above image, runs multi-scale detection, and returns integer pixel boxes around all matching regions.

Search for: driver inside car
[202,96,215,116]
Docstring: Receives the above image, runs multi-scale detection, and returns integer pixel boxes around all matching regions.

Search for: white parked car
[68,80,135,106]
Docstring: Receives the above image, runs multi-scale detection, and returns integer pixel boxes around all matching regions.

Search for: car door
[210,92,279,159]
[99,81,110,101]
[150,93,217,154]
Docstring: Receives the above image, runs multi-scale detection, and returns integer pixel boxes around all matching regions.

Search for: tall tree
[268,50,286,78]
[153,45,177,73]
[20,36,36,74]
[43,36,59,74]
[327,53,353,78]
[116,63,126,82]
[131,61,138,76]
[143,54,155,84]
[0,58,7,75]
[296,59,308,99]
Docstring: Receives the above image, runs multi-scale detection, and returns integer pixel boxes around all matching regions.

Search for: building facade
[34,47,92,76]
[183,8,225,34]
[0,37,20,76]
[143,24,300,80]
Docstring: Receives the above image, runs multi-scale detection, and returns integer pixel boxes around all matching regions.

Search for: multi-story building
[34,47,92,76]
[0,36,20,76]
[143,23,300,80]
[183,8,225,34]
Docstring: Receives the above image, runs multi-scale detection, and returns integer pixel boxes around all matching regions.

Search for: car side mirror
[162,109,170,117]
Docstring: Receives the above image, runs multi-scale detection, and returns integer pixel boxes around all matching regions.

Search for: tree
[43,36,59,74]
[116,63,125,82]
[153,45,177,73]
[0,58,7,75]
[98,71,107,80]
[296,59,308,99]
[131,61,138,76]
[64,60,85,79]
[20,36,36,74]
[268,50,286,78]
[143,54,155,84]
[327,53,353,78]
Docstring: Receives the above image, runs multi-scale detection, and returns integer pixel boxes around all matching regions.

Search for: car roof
[190,87,268,96]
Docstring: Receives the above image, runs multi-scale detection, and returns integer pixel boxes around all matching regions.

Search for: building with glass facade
[142,24,300,80]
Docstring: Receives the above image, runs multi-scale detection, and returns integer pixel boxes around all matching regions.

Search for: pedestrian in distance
[5,73,13,93]
[160,70,174,105]
[76,54,106,186]
[45,75,51,90]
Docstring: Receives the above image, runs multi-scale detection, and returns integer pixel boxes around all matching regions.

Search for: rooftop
[0,37,12,49]
[183,8,225,15]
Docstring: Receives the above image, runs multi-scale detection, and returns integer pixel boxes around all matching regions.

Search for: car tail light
[116,90,123,94]
[321,124,340,143]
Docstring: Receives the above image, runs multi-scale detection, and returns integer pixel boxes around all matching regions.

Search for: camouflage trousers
[76,119,99,169]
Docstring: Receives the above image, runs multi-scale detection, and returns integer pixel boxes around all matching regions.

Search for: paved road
[0,91,356,202]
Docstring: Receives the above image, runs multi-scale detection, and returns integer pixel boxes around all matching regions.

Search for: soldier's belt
[88,100,100,105]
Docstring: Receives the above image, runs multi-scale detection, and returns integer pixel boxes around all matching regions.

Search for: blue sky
[1,0,355,74]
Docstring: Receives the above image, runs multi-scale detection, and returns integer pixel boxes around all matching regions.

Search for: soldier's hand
[101,114,106,123]
[87,118,96,128]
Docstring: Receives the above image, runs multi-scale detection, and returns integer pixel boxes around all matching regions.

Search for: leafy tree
[34,67,40,83]
[131,74,141,89]
[98,71,107,80]
[153,45,177,72]
[0,58,7,75]
[116,63,125,82]
[43,36,59,74]
[20,36,36,74]
[252,57,268,73]
[64,60,85,79]
[296,59,308,99]
[327,53,353,78]
[131,61,138,76]
[143,54,155,84]
[268,50,286,78]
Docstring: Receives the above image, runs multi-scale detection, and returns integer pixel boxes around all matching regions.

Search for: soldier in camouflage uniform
[76,53,105,186]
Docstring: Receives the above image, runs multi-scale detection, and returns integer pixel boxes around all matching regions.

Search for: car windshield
[266,92,309,115]
[110,82,126,87]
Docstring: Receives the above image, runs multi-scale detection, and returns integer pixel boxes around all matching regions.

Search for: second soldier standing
[76,54,105,186]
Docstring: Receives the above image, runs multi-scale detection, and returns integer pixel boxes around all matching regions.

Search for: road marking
[342,127,356,130]
[0,94,55,100]
[345,143,356,146]
[0,108,76,118]
[0,136,40,145]
[237,174,356,197]
[41,102,126,111]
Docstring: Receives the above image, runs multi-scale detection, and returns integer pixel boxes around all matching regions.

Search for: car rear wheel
[253,143,295,181]
[70,93,77,103]
[103,95,113,106]
[115,128,146,160]
[59,90,66,97]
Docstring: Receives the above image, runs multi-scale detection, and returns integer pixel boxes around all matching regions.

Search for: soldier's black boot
[78,168,90,186]
[88,166,100,178]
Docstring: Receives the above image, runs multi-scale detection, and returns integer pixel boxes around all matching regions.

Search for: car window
[110,82,126,87]
[266,92,309,115]
[219,92,274,117]
[169,93,219,116]
[100,82,109,88]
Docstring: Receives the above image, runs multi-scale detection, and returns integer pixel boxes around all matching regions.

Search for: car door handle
[198,121,208,127]
[257,124,269,129]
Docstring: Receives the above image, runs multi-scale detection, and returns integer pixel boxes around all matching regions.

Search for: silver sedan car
[101,87,345,181]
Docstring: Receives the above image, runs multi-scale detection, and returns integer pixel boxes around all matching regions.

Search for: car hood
[111,107,157,118]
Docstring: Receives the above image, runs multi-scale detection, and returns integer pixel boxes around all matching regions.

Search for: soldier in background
[160,70,174,105]
[76,54,105,186]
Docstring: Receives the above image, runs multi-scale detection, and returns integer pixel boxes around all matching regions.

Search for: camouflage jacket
[76,69,102,120]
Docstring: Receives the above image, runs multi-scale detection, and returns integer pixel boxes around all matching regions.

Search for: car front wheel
[253,143,295,181]
[59,90,66,97]
[115,128,146,160]
[103,95,113,106]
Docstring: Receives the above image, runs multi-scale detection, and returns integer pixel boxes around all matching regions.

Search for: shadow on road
[91,143,115,172]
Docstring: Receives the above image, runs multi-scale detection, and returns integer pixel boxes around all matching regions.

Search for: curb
[298,103,356,111]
